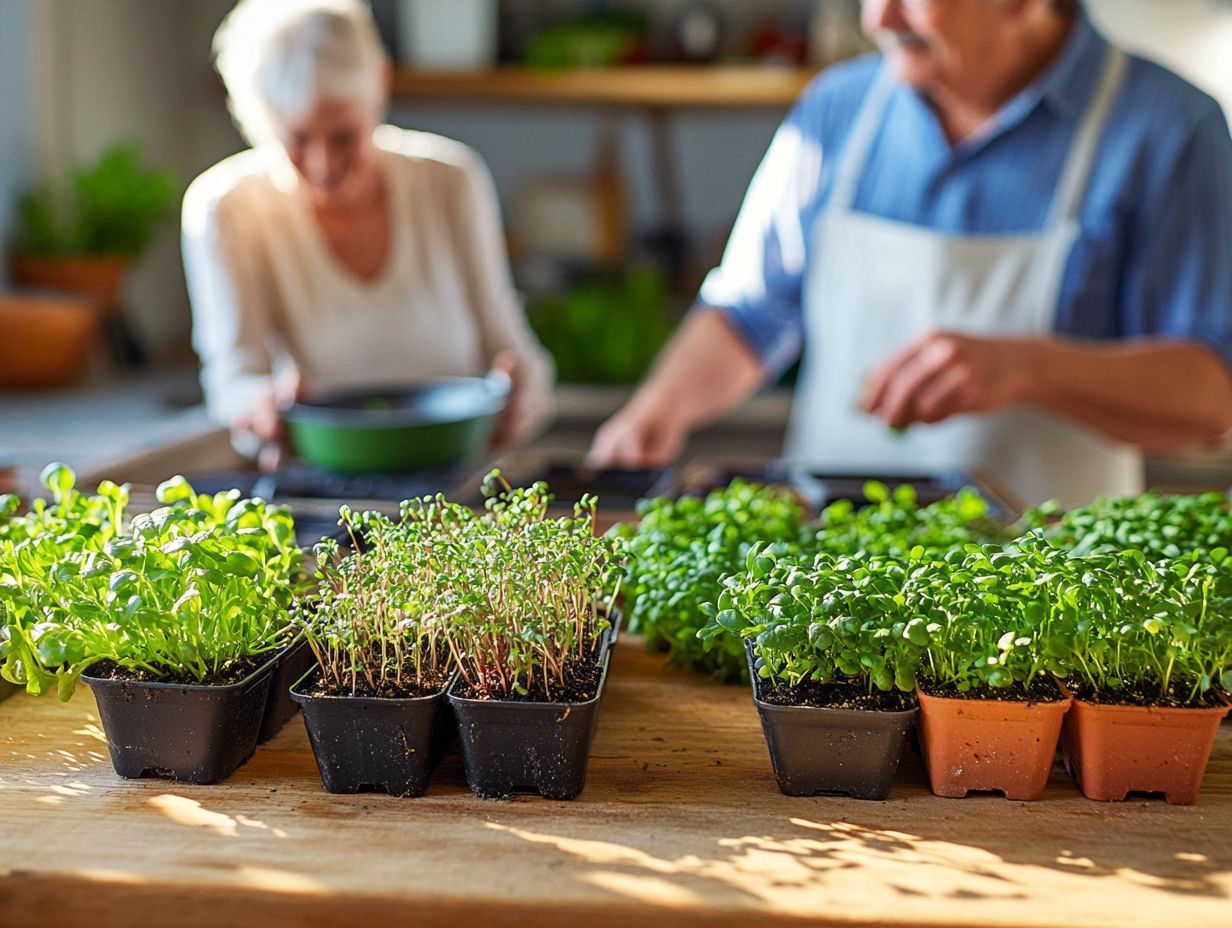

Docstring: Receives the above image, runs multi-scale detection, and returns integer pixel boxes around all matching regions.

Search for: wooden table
[2,639,1230,928]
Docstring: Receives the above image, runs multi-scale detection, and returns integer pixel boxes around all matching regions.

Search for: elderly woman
[183,0,553,465]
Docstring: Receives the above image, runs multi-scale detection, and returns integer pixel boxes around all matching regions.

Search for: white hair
[213,0,389,146]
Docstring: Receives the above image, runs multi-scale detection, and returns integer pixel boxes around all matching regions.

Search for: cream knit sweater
[182,126,553,438]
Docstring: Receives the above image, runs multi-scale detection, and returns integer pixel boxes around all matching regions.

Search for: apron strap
[1047,46,1128,228]
[828,66,896,211]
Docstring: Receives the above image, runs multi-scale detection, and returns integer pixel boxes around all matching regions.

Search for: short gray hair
[213,0,389,146]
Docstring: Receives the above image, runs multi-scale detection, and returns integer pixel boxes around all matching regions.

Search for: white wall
[0,0,34,286]
[1087,0,1232,116]
[27,0,219,351]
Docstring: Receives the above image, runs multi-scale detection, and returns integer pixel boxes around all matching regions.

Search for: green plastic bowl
[285,376,509,474]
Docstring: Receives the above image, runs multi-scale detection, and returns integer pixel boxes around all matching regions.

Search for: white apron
[784,48,1143,510]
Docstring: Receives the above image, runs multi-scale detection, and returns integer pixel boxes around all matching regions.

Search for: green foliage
[523,11,649,68]
[912,539,1089,694]
[527,267,676,384]
[1061,547,1232,704]
[616,480,808,682]
[13,140,177,258]
[0,466,302,699]
[298,505,454,697]
[308,473,624,701]
[1036,491,1232,560]
[705,545,926,693]
[813,481,1008,558]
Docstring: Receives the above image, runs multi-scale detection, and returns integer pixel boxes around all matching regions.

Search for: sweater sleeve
[448,145,556,439]
[182,169,279,427]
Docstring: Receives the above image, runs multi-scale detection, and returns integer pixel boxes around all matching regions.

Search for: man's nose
[863,0,910,32]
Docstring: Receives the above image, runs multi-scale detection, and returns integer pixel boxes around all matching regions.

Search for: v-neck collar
[288,145,403,293]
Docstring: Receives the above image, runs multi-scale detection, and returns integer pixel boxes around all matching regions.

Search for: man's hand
[587,404,687,468]
[859,330,1035,428]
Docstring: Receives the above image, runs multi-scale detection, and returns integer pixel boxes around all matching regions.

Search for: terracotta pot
[0,293,100,387]
[917,684,1071,801]
[1061,695,1230,804]
[8,253,129,313]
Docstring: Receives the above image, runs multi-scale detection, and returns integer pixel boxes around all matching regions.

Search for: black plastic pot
[448,648,611,800]
[0,679,21,703]
[82,658,276,784]
[746,643,917,800]
[290,667,452,797]
[258,635,316,743]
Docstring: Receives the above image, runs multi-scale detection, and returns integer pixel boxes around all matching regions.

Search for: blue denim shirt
[700,9,1232,377]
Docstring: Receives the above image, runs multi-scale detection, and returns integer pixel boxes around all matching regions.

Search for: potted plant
[912,541,1077,801]
[1,463,127,698]
[0,466,304,784]
[705,546,922,799]
[1059,548,1232,804]
[813,481,1008,559]
[291,504,456,797]
[7,140,177,369]
[445,473,624,799]
[1036,491,1232,560]
[618,479,808,682]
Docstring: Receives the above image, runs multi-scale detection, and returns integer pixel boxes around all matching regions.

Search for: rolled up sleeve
[698,100,826,380]
[182,175,278,426]
[1118,106,1232,368]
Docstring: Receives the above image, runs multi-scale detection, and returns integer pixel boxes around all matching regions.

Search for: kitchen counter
[1,638,1229,928]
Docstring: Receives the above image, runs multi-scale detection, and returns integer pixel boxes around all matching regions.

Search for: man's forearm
[625,307,766,431]
[1023,337,1232,450]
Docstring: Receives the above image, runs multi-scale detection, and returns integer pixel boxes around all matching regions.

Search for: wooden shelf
[391,64,818,108]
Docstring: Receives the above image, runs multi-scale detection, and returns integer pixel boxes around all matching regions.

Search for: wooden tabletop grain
[2,639,1229,928]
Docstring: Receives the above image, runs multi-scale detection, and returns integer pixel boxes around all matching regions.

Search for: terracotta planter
[917,684,1071,800]
[1062,695,1231,804]
[9,253,129,313]
[0,293,100,387]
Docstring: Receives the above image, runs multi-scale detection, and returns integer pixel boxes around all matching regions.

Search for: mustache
[874,29,930,51]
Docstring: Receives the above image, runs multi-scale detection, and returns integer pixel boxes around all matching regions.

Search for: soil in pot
[448,650,610,800]
[916,681,1071,801]
[1060,684,1230,804]
[746,643,917,799]
[291,667,452,797]
[82,656,276,785]
[258,635,317,743]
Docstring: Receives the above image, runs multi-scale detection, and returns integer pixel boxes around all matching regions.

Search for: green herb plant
[297,503,459,698]
[1035,491,1232,560]
[13,140,177,259]
[0,469,302,699]
[617,480,808,683]
[339,473,623,702]
[1062,548,1232,706]
[702,544,927,703]
[813,481,1007,559]
[912,540,1087,698]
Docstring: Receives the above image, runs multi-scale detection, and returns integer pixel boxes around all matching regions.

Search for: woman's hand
[487,351,525,450]
[231,374,301,472]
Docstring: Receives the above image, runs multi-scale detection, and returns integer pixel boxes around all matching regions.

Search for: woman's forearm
[1023,337,1232,450]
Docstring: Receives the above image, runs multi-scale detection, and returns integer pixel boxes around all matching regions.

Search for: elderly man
[589,0,1232,507]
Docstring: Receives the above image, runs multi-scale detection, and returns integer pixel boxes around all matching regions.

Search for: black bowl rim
[284,375,509,430]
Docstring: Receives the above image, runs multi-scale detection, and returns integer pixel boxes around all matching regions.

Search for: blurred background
[1,0,1231,495]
